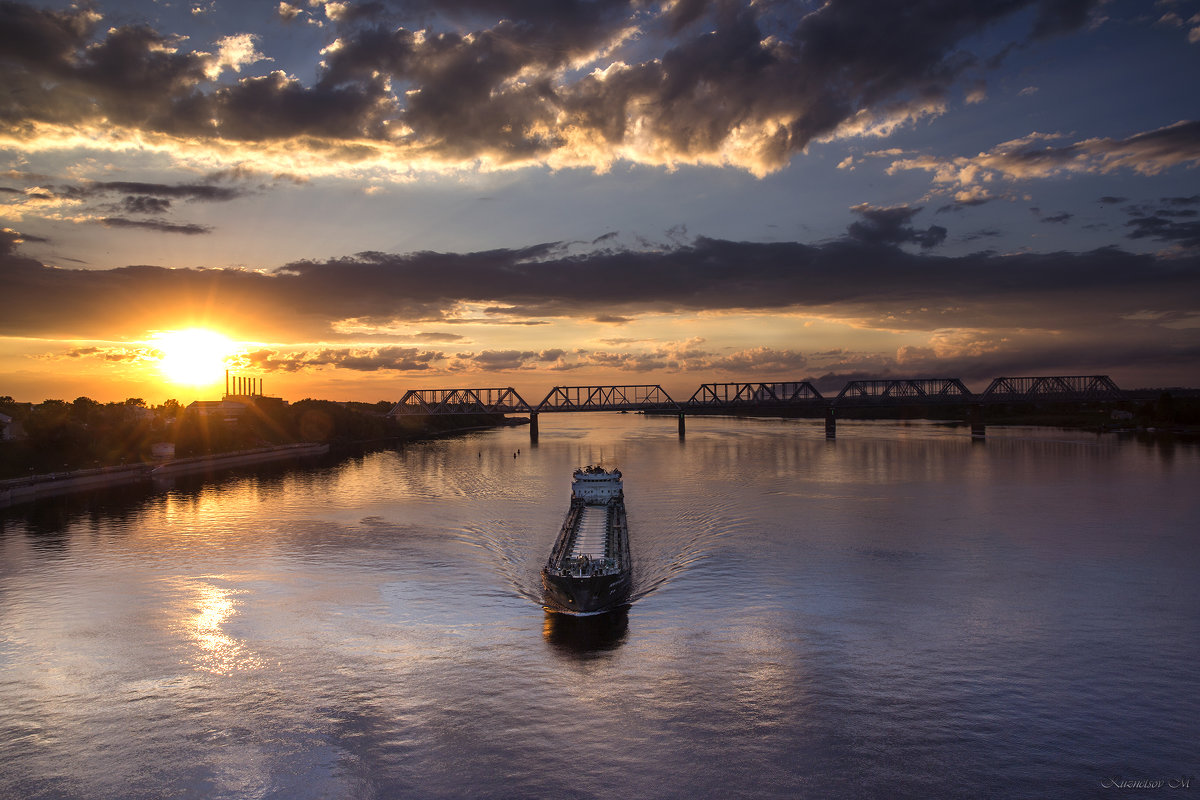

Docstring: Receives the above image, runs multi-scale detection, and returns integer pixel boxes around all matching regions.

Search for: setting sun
[154,329,236,388]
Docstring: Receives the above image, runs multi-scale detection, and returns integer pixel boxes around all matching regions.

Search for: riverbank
[0,404,520,508]
[0,413,528,510]
[0,442,330,509]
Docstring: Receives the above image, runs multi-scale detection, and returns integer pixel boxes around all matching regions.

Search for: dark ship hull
[542,469,632,615]
[541,566,632,615]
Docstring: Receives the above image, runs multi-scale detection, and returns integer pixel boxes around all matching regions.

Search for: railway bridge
[387,375,1128,440]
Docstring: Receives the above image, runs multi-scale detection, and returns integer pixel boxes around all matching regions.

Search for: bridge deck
[387,375,1127,416]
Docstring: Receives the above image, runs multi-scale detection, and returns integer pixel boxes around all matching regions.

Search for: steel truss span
[536,385,680,412]
[687,382,823,408]
[836,378,973,402]
[980,375,1123,402]
[392,387,532,415]
[386,375,1129,416]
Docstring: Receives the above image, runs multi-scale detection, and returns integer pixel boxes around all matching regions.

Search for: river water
[1,414,1197,799]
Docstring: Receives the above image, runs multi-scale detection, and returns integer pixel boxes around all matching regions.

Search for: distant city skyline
[2,0,1198,403]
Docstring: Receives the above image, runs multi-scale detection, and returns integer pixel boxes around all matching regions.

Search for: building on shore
[186,400,248,422]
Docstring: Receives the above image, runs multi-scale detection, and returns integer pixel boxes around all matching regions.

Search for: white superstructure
[571,466,623,501]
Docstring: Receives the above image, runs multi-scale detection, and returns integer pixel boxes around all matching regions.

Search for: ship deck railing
[547,556,622,578]
[546,495,630,576]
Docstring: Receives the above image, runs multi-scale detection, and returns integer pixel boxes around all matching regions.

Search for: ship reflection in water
[543,607,629,654]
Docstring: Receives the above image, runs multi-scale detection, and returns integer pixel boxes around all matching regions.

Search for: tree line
[0,396,496,479]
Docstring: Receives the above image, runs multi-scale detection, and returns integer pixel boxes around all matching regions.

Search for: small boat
[541,466,632,614]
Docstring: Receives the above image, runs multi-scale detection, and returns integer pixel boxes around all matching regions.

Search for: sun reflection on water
[178,579,264,675]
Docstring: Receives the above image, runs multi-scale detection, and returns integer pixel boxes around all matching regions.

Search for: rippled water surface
[2,415,1198,799]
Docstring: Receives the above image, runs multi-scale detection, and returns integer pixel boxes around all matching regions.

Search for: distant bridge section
[535,385,680,412]
[980,375,1124,402]
[387,375,1130,440]
[392,387,533,415]
[687,382,823,410]
[836,378,973,404]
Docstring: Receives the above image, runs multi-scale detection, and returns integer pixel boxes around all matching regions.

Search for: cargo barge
[541,466,632,615]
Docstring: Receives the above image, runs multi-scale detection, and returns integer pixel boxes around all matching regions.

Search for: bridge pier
[529,412,539,443]
[969,404,986,440]
[678,413,686,438]
[824,406,836,439]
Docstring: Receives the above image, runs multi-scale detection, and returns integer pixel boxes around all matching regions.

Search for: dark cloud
[1029,0,1098,39]
[3,223,1198,361]
[847,204,947,249]
[0,13,212,131]
[937,195,996,213]
[0,4,391,143]
[1,229,22,255]
[962,228,1003,241]
[122,196,172,215]
[2,183,243,239]
[2,179,243,234]
[244,346,443,372]
[1098,196,1128,204]
[1106,121,1200,171]
[0,3,100,70]
[663,0,710,33]
[99,217,212,235]
[451,349,540,371]
[1109,195,1200,248]
[1041,212,1073,224]
[28,179,246,232]
[0,0,1112,171]
[325,1,388,24]
[82,182,244,202]
[215,70,396,141]
[707,346,808,373]
[60,346,144,363]
[534,340,809,375]
[1125,216,1200,249]
[0,227,48,248]
[895,121,1200,189]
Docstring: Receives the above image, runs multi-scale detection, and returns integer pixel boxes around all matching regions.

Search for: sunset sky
[2,0,1199,404]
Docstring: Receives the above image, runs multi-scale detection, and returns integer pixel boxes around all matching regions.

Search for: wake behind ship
[541,466,632,615]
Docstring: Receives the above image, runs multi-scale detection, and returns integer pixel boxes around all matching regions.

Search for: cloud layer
[890,121,1200,202]
[4,211,1198,384]
[3,1,1199,395]
[0,0,1121,175]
